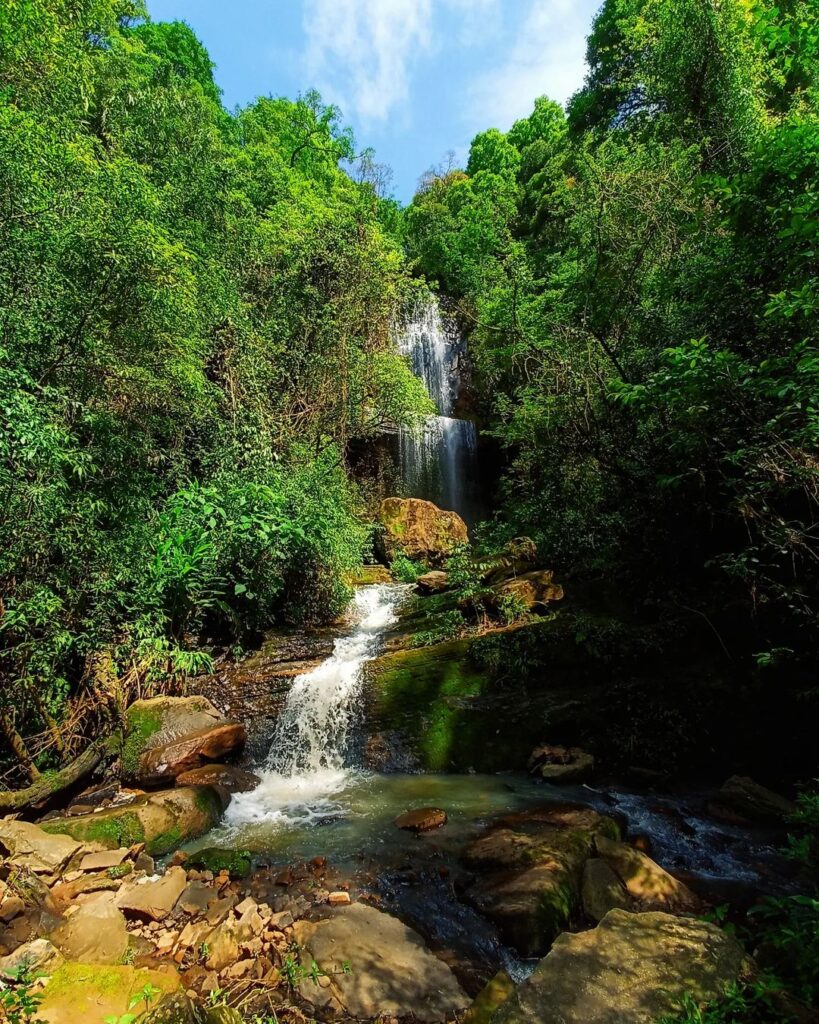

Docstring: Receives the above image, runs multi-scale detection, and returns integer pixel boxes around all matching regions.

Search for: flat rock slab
[394,807,448,831]
[296,902,469,1022]
[0,819,83,875]
[79,848,130,872]
[492,909,746,1024]
[175,764,260,793]
[38,963,179,1024]
[140,723,247,785]
[115,865,188,921]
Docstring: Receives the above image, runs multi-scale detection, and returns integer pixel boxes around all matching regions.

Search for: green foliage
[390,554,425,584]
[0,968,45,1024]
[660,975,792,1024]
[411,610,466,647]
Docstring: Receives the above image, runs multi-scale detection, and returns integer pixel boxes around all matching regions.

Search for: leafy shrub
[391,554,425,584]
[411,610,467,647]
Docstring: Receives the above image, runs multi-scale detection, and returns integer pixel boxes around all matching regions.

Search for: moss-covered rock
[38,962,179,1024]
[376,497,468,565]
[41,785,227,856]
[186,846,252,879]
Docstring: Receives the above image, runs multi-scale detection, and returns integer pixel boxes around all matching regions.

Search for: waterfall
[225,584,400,827]
[395,295,480,523]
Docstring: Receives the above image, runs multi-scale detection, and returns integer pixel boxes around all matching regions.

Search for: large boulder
[594,835,704,915]
[122,695,246,786]
[463,804,620,956]
[50,892,129,964]
[377,497,468,566]
[490,570,564,614]
[581,858,631,922]
[0,819,83,878]
[528,744,594,784]
[175,763,260,793]
[712,775,796,823]
[491,909,746,1024]
[40,785,227,856]
[293,903,469,1022]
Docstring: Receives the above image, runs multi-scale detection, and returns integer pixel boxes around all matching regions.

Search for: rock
[141,991,202,1024]
[204,917,241,971]
[581,858,631,922]
[177,919,212,951]
[139,723,247,787]
[179,881,213,916]
[491,570,564,614]
[351,564,394,586]
[269,910,293,930]
[715,775,796,823]
[328,891,351,905]
[482,538,539,585]
[295,903,468,1022]
[492,909,746,1024]
[0,819,83,876]
[115,866,188,921]
[595,835,704,914]
[377,497,468,566]
[187,847,251,879]
[205,895,237,926]
[394,807,448,832]
[79,848,130,872]
[464,970,516,1024]
[528,745,595,784]
[50,892,129,964]
[38,963,179,1024]
[416,570,450,595]
[203,1007,243,1024]
[122,695,228,783]
[0,938,64,978]
[463,804,620,956]
[0,894,25,922]
[40,786,227,856]
[175,764,260,793]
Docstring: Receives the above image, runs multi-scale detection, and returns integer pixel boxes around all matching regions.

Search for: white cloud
[302,0,434,124]
[468,0,597,130]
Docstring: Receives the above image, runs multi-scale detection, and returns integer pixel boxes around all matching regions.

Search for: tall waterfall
[225,585,400,827]
[395,296,480,523]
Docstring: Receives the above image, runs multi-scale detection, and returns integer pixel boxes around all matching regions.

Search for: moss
[187,847,252,879]
[40,963,177,1020]
[193,785,224,819]
[535,878,575,946]
[146,825,183,856]
[121,706,162,779]
[42,809,145,849]
[108,862,133,880]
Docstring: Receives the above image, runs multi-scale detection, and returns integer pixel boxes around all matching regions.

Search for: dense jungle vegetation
[1,0,818,786]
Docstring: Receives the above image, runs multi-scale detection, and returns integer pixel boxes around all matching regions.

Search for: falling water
[395,296,480,523]
[225,584,401,828]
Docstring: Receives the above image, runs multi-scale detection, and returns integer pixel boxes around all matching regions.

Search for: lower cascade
[226,584,401,828]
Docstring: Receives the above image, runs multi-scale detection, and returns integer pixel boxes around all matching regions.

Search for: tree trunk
[0,709,40,782]
[0,738,111,811]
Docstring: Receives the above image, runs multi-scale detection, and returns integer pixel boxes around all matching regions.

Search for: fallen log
[0,737,111,812]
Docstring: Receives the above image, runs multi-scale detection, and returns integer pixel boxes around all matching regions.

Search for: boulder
[491,570,564,614]
[0,819,83,877]
[595,835,704,914]
[528,745,595,784]
[377,497,468,566]
[714,775,796,823]
[0,938,64,978]
[294,903,468,1022]
[416,570,450,595]
[394,807,448,832]
[491,909,746,1024]
[115,865,188,921]
[203,916,241,971]
[40,785,227,856]
[581,858,631,922]
[463,804,620,956]
[175,764,260,793]
[186,847,252,879]
[122,695,245,785]
[50,892,129,964]
[38,963,179,1024]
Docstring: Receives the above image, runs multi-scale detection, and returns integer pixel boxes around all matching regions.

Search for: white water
[225,584,401,830]
[395,296,479,523]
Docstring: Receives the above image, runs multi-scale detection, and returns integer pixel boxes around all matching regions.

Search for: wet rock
[122,695,228,783]
[595,835,704,914]
[714,776,796,823]
[463,970,516,1024]
[0,938,64,978]
[416,570,450,595]
[50,892,129,964]
[581,858,631,922]
[0,819,83,877]
[377,497,468,566]
[38,963,180,1024]
[394,807,448,832]
[463,804,620,956]
[492,909,746,1024]
[294,903,468,1022]
[175,764,260,793]
[39,786,227,856]
[139,723,247,787]
[528,745,594,783]
[115,866,188,921]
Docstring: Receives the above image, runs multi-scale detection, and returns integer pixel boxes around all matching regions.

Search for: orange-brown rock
[175,764,260,793]
[377,497,468,566]
[139,724,246,785]
[394,807,448,832]
[492,570,564,613]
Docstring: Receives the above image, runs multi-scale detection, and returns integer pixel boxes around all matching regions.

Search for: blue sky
[146,0,601,202]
